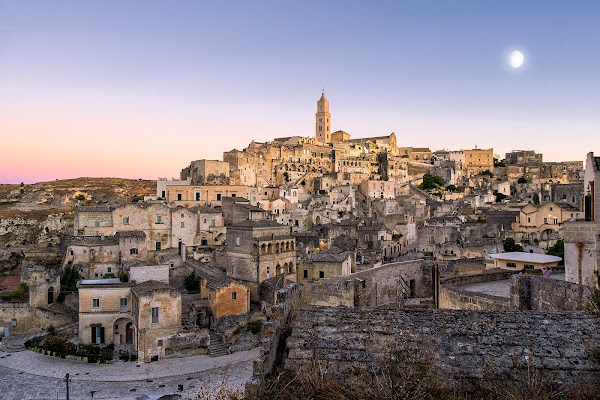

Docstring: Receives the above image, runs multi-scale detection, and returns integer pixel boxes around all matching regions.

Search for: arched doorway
[114,318,134,345]
[47,287,54,305]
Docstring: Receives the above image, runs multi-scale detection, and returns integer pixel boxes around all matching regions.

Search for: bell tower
[315,91,331,144]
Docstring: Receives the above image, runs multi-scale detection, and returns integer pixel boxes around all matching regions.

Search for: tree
[419,174,446,190]
[183,270,201,292]
[517,177,528,184]
[494,191,507,203]
[547,239,564,265]
[481,170,494,178]
[503,237,524,252]
[533,193,540,205]
[446,185,456,192]
[61,264,81,294]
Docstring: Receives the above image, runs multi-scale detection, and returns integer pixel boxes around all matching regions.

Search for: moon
[510,50,524,68]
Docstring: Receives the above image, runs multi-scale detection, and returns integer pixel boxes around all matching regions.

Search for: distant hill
[0,178,157,275]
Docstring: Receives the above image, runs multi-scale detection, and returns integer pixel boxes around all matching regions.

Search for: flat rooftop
[489,252,562,263]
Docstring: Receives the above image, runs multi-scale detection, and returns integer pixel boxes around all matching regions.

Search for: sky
[1,1,599,183]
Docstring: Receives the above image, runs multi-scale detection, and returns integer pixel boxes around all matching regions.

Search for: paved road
[0,346,259,399]
[460,273,565,298]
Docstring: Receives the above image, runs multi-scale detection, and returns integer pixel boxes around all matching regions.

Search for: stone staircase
[208,331,228,357]
[402,297,435,309]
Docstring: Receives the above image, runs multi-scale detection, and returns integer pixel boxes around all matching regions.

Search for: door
[47,287,54,305]
[126,322,134,344]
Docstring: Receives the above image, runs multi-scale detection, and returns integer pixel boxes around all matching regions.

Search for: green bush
[503,237,524,252]
[0,283,29,301]
[183,270,201,292]
[247,320,263,335]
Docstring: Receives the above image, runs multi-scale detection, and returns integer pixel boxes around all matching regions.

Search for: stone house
[297,250,353,283]
[78,276,182,363]
[165,184,249,207]
[359,180,395,200]
[187,262,250,328]
[512,202,584,246]
[131,281,182,362]
[564,151,600,288]
[225,220,297,301]
[78,279,134,347]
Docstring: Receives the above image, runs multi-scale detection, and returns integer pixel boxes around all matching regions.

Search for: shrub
[184,270,201,292]
[75,194,86,201]
[247,320,263,335]
[503,237,524,252]
[0,283,29,301]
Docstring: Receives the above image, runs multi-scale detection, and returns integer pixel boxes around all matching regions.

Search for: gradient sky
[1,1,599,183]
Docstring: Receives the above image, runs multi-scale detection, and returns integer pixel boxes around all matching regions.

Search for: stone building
[131,280,182,362]
[187,262,250,327]
[180,159,231,185]
[315,91,331,144]
[225,220,296,300]
[78,279,134,347]
[297,249,353,283]
[564,151,600,288]
[505,150,543,165]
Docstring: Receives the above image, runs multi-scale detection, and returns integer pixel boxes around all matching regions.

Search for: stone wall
[439,270,513,311]
[439,285,510,310]
[510,275,593,311]
[252,283,303,380]
[303,279,355,307]
[0,302,75,335]
[285,306,600,388]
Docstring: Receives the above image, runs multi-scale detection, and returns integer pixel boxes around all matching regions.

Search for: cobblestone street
[0,347,259,400]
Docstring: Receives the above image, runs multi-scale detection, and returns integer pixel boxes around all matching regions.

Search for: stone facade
[131,281,182,362]
[225,221,296,300]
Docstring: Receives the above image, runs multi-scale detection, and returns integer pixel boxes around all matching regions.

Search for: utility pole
[64,373,70,400]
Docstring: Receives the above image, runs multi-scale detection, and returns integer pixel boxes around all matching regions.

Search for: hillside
[0,178,157,278]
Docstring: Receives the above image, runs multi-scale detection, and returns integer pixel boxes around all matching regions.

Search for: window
[553,218,558,224]
[181,222,185,228]
[303,270,308,279]
[267,266,270,278]
[151,307,159,323]
[156,215,162,224]
[161,190,166,198]
[156,242,161,250]
[235,237,240,246]
[549,207,553,211]
[524,264,535,270]
[216,193,222,201]
[158,340,163,347]
[203,219,207,224]
[232,194,236,197]
[69,250,73,256]
[507,262,517,268]
[94,221,99,228]
[156,233,160,239]
[232,292,237,300]
[528,217,531,223]
[319,271,325,279]
[120,298,127,313]
[107,267,112,273]
[92,299,100,308]
[544,218,548,224]
[123,216,130,225]
[177,193,182,201]
[195,192,200,201]
[130,247,138,255]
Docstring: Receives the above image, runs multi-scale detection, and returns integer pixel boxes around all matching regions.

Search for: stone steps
[208,332,228,357]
